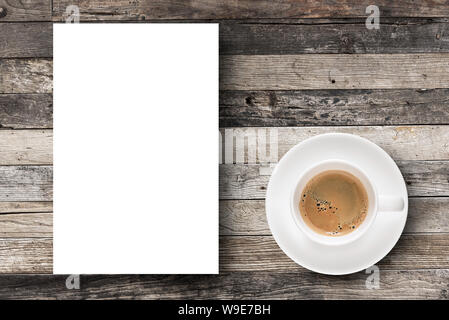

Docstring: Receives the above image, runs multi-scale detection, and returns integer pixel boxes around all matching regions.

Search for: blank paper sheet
[53,24,218,274]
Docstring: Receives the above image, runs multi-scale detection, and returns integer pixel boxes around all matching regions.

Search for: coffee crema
[299,170,368,236]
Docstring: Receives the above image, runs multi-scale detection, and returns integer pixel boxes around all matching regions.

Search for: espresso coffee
[299,170,368,236]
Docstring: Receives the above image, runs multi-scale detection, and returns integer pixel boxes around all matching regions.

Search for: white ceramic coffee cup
[290,159,405,246]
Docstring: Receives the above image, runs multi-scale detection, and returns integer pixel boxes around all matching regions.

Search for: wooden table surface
[0,1,448,299]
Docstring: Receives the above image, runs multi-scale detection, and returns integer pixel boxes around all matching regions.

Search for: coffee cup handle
[378,195,405,212]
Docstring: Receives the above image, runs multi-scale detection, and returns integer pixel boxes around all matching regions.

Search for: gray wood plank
[219,235,449,272]
[220,89,449,127]
[0,195,443,239]
[0,126,445,166]
[0,94,52,129]
[220,54,449,90]
[220,21,449,55]
[0,234,447,273]
[0,166,52,201]
[0,59,52,94]
[219,161,449,199]
[0,0,50,21]
[52,1,449,20]
[220,198,449,235]
[0,23,52,58]
[220,126,449,162]
[0,271,447,299]
[0,238,51,273]
[0,130,52,165]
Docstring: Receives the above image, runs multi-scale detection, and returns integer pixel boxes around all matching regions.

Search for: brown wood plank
[220,126,449,162]
[0,130,52,165]
[220,54,449,90]
[0,271,447,299]
[0,94,52,129]
[0,166,52,201]
[0,202,52,213]
[220,198,449,235]
[221,21,449,55]
[220,89,449,127]
[0,213,52,237]
[0,238,51,273]
[0,59,52,94]
[0,23,52,58]
[219,161,449,199]
[52,1,449,20]
[0,0,50,21]
[219,235,449,272]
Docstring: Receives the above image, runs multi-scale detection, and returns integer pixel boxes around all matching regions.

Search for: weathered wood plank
[0,23,52,58]
[0,234,447,274]
[0,238,51,273]
[0,94,52,129]
[220,198,449,235]
[52,1,449,20]
[0,126,444,165]
[220,235,449,272]
[0,166,52,201]
[220,54,449,90]
[0,130,52,165]
[220,126,449,162]
[0,270,447,299]
[219,161,449,199]
[221,21,449,55]
[0,213,52,237]
[0,59,52,94]
[0,195,442,239]
[0,0,51,21]
[219,89,449,127]
[0,202,52,213]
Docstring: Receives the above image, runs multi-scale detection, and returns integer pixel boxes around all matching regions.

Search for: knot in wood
[0,7,7,18]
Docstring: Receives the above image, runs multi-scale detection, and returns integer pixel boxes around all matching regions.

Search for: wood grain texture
[0,94,52,129]
[0,23,52,58]
[219,161,449,199]
[0,202,52,213]
[0,234,447,274]
[0,130,52,165]
[0,270,447,299]
[220,89,449,127]
[220,126,449,162]
[220,198,449,235]
[0,0,51,21]
[0,213,52,237]
[52,1,449,20]
[0,238,51,273]
[220,21,449,55]
[0,166,52,201]
[0,126,445,165]
[219,235,449,272]
[220,54,449,90]
[0,59,52,93]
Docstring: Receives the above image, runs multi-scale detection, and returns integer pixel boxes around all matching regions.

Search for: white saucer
[266,133,408,275]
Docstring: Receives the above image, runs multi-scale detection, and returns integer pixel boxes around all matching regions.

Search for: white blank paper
[53,24,218,274]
